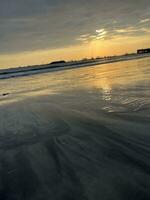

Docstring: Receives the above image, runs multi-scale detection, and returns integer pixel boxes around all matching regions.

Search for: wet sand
[0,57,150,200]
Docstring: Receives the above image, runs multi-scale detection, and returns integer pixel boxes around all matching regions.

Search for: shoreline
[0,53,149,79]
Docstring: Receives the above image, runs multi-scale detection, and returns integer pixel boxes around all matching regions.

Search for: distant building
[137,48,150,54]
[51,60,66,65]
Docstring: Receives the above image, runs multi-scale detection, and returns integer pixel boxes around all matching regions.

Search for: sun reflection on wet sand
[0,57,149,111]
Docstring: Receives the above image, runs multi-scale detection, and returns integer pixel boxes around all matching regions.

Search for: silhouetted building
[51,60,66,65]
[137,48,150,54]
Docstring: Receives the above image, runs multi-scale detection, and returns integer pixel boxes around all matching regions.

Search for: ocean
[0,56,150,199]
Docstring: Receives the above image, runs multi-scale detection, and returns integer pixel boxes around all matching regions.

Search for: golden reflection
[94,78,112,101]
[72,56,150,93]
[0,56,149,107]
[99,79,112,101]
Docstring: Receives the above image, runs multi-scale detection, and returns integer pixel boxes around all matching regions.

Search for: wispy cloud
[96,29,105,33]
[116,26,140,33]
[0,0,150,54]
[140,18,150,23]
[77,28,108,43]
[77,22,150,44]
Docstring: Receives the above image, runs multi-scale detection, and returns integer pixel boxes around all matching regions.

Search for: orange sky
[0,34,149,69]
[0,0,150,69]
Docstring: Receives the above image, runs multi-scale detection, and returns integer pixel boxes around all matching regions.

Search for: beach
[0,56,150,200]
[0,53,149,80]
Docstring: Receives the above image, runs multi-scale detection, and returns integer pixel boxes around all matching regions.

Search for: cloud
[77,28,108,42]
[0,0,150,54]
[140,18,150,23]
[96,29,105,33]
[76,23,150,44]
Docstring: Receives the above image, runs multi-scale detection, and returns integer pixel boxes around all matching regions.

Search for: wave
[0,53,149,80]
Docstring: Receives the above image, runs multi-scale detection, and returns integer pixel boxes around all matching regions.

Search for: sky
[0,0,150,69]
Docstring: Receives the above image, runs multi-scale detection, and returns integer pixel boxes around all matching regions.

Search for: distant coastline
[0,53,150,80]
